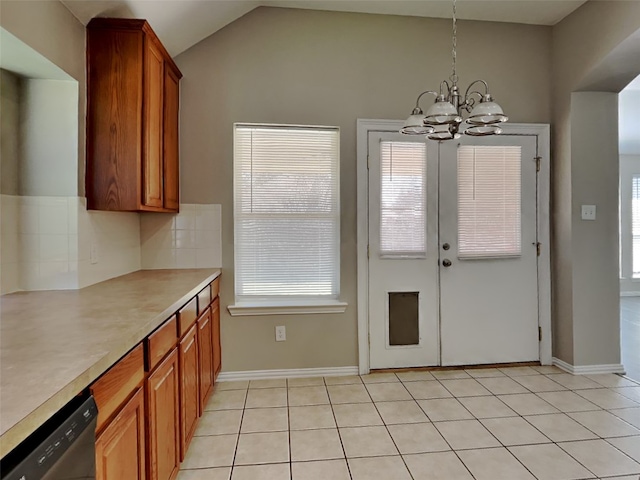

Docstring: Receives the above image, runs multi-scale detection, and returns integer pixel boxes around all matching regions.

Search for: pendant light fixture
[400,0,508,140]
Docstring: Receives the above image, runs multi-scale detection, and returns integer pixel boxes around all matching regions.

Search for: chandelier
[400,0,508,140]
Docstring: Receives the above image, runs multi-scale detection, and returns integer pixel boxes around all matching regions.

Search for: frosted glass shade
[467,100,508,125]
[465,124,503,136]
[427,125,461,140]
[424,100,463,125]
[400,114,435,135]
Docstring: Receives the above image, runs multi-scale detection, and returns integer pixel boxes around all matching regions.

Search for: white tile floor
[178,366,640,480]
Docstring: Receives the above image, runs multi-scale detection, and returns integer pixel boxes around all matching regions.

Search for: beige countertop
[0,268,220,458]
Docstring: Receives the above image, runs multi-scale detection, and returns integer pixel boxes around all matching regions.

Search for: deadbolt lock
[442,243,450,250]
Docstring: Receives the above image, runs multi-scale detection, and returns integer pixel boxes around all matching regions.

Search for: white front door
[368,132,540,368]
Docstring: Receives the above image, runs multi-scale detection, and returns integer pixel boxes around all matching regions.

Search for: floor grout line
[183,371,640,479]
[286,378,292,480]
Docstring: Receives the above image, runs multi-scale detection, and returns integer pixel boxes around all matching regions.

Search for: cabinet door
[143,37,164,209]
[212,298,221,378]
[197,308,214,412]
[147,349,180,480]
[96,387,146,480]
[179,324,199,460]
[86,27,144,211]
[163,66,180,211]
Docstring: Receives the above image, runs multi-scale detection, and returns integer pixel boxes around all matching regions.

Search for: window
[457,145,522,258]
[232,124,342,313]
[379,141,427,256]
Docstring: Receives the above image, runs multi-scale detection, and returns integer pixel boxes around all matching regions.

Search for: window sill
[227,300,348,317]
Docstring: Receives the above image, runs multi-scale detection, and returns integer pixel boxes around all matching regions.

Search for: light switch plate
[581,205,596,221]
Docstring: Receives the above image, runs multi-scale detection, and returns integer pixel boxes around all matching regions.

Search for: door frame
[356,119,551,375]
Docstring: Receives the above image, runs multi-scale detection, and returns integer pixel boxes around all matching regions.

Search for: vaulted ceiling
[61,0,588,57]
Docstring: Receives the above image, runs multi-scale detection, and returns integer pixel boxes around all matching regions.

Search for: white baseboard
[620,291,640,297]
[552,357,626,375]
[217,366,359,382]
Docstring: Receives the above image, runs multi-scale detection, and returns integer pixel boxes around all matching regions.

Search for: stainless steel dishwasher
[1,395,98,480]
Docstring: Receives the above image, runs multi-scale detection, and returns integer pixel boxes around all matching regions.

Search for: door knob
[442,243,450,251]
[442,259,452,267]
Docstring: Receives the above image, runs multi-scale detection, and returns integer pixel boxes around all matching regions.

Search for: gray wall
[570,92,620,366]
[19,79,78,196]
[176,7,553,372]
[551,0,640,366]
[1,69,21,196]
[0,0,86,196]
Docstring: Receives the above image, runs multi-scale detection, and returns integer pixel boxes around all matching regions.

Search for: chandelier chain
[400,0,507,140]
[451,0,457,83]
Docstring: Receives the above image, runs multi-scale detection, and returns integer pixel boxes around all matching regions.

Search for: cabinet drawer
[211,277,220,299]
[91,343,144,432]
[146,315,177,371]
[178,297,198,337]
[197,286,211,314]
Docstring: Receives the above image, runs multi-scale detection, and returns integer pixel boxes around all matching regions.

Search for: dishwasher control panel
[0,396,98,480]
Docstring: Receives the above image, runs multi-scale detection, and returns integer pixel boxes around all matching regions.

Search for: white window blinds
[234,124,340,298]
[632,176,640,278]
[379,141,427,256]
[457,145,522,258]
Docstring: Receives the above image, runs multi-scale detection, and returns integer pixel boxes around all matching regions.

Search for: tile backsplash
[76,197,141,288]
[18,196,78,290]
[0,197,221,293]
[141,204,222,269]
[1,195,20,294]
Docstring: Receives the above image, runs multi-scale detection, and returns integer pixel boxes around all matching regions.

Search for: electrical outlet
[275,325,286,342]
[581,205,596,221]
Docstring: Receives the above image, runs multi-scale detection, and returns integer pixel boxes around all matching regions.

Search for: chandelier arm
[462,90,484,111]
[414,90,439,108]
[440,80,451,96]
[463,79,490,102]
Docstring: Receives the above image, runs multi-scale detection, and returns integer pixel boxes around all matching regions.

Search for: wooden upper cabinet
[163,66,180,211]
[86,18,182,212]
[143,37,165,209]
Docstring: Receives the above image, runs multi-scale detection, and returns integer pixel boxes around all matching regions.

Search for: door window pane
[457,145,522,258]
[388,292,419,346]
[632,176,640,278]
[380,141,426,256]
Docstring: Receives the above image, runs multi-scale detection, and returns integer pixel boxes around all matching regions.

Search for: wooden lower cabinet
[197,308,214,412]
[146,349,180,480]
[96,387,146,480]
[179,323,199,460]
[212,298,221,378]
[93,277,221,479]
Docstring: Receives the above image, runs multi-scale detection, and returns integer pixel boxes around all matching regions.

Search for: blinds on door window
[379,141,427,256]
[457,145,522,258]
[234,124,340,298]
[632,176,640,278]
